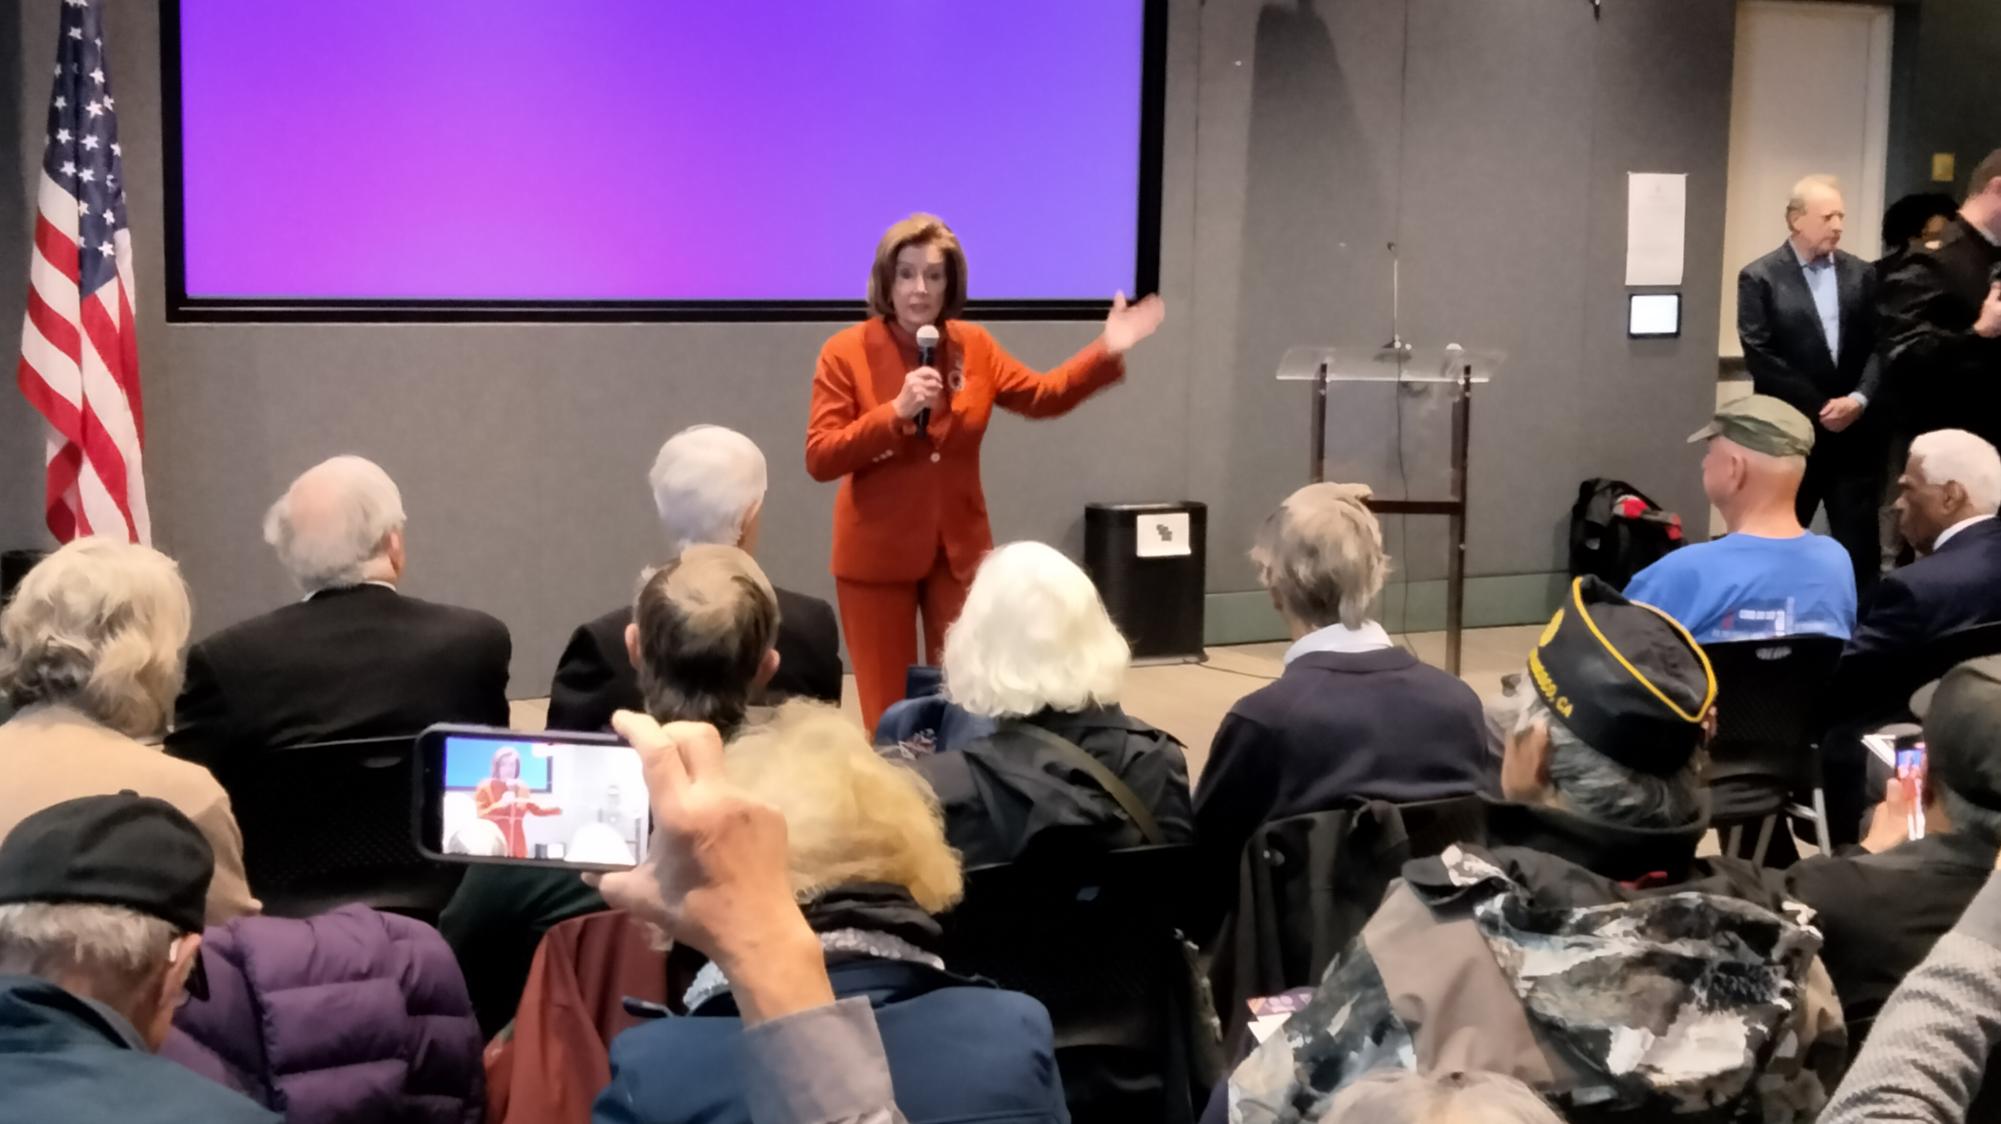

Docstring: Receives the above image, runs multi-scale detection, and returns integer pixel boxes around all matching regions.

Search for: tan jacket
[0,705,259,923]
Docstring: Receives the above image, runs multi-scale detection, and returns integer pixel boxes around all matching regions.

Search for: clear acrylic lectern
[1276,344,1505,675]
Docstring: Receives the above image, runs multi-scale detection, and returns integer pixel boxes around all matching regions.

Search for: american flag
[15,0,149,544]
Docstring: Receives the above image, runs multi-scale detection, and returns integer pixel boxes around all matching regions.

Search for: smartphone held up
[415,724,648,872]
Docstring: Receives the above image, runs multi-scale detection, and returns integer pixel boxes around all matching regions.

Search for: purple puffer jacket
[163,905,484,1124]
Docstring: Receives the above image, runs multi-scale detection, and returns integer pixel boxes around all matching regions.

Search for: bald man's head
[262,456,407,591]
[1701,436,1805,522]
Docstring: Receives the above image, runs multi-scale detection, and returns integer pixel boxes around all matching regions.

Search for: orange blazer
[807,318,1124,584]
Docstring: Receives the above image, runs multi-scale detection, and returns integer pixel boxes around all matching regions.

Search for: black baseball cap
[1912,656,2001,810]
[0,793,215,997]
[0,792,216,932]
[1526,577,1717,775]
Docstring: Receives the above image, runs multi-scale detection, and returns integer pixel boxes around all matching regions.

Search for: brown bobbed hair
[867,213,968,322]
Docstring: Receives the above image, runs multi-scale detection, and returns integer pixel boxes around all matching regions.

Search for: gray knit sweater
[1821,869,2001,1122]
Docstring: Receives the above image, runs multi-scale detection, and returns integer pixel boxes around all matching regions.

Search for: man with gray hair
[1192,482,1491,934]
[0,792,276,1122]
[1822,429,2001,834]
[1223,577,1848,1121]
[546,425,839,733]
[167,455,510,772]
[1738,174,1886,590]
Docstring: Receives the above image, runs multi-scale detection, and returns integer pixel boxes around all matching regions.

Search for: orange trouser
[836,549,972,735]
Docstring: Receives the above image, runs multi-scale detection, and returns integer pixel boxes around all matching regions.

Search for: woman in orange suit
[806,213,1166,731]
[472,747,560,859]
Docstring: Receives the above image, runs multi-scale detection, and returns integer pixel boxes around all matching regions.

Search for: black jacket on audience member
[1192,648,1496,936]
[1786,831,1994,1043]
[1880,215,2001,447]
[166,584,510,772]
[544,587,842,732]
[1785,827,2001,1120]
[1830,518,2001,726]
[914,705,1195,869]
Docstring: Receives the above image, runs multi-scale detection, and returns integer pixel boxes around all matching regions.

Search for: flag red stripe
[44,443,83,542]
[24,284,82,372]
[33,212,80,286]
[115,278,143,445]
[76,297,138,539]
[16,353,82,442]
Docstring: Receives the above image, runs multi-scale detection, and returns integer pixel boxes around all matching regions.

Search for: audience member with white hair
[0,539,258,924]
[1318,1070,1563,1123]
[1824,428,2001,837]
[166,455,510,773]
[546,424,841,733]
[1192,482,1492,938]
[1624,394,1857,642]
[1835,428,2001,705]
[911,540,1193,869]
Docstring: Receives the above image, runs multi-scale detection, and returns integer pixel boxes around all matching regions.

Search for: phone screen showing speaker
[1896,742,1927,841]
[416,725,647,871]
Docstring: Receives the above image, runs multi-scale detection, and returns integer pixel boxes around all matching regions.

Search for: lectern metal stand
[1282,346,1502,676]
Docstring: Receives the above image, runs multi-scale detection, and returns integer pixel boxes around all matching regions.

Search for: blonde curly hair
[0,538,191,738]
[724,701,963,914]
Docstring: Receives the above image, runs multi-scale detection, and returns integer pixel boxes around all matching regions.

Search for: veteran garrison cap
[1526,576,1717,775]
[1687,394,1815,458]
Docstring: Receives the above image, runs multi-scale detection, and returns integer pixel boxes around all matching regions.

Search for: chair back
[1205,795,1487,1040]
[1702,638,1844,809]
[935,844,1211,1124]
[224,734,460,920]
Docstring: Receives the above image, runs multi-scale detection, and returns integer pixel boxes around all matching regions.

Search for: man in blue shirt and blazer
[1739,175,1885,594]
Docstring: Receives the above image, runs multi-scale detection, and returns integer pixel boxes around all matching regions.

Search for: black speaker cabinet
[1083,502,1206,662]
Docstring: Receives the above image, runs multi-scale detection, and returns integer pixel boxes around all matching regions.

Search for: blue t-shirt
[1622,532,1857,643]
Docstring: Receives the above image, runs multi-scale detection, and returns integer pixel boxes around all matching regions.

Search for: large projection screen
[162,1,1165,321]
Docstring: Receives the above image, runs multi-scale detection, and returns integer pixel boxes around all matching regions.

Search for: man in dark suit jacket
[1881,149,2001,452]
[1822,429,2001,839]
[166,456,511,774]
[546,425,841,732]
[1738,174,1885,590]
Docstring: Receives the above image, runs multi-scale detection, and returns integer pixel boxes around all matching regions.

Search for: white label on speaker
[1136,512,1192,558]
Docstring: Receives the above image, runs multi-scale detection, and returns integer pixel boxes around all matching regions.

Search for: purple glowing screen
[171,1,1151,303]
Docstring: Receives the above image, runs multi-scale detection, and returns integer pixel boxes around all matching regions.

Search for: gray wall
[5,0,1733,692]
[1887,0,2001,200]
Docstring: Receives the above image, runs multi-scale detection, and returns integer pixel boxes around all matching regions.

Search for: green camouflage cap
[1686,394,1815,458]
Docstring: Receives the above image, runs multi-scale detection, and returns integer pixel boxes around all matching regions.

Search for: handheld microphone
[915,324,940,437]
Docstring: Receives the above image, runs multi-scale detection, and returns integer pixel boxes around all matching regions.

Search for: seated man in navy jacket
[1835,429,2001,720]
[1193,483,1493,935]
[1824,428,2001,840]
[546,426,841,732]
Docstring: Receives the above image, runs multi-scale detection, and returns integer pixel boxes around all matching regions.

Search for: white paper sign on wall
[1136,512,1192,558]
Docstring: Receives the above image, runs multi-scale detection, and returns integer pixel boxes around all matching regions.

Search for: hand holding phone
[595,711,833,1025]
[589,712,823,1002]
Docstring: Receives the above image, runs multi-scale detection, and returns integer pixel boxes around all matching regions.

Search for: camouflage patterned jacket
[1226,802,1847,1123]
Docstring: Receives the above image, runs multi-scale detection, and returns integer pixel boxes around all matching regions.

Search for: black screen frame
[159,1,1168,324]
[1626,292,1683,339]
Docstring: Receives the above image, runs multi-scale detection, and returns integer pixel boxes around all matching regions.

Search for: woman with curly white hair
[911,541,1193,868]
[0,538,258,922]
